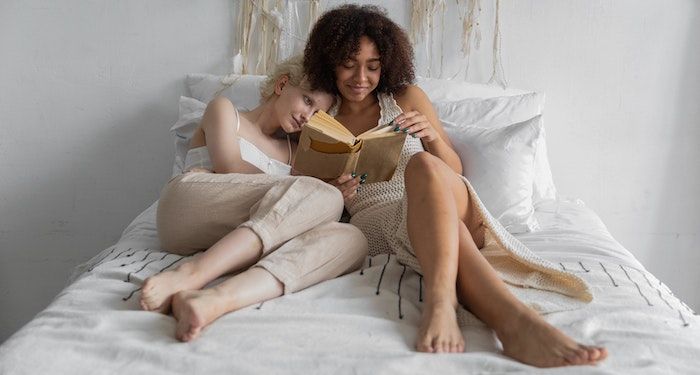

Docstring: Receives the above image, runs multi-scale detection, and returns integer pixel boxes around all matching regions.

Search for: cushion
[416,76,531,100]
[432,94,556,204]
[186,73,266,110]
[442,115,544,233]
[169,96,207,176]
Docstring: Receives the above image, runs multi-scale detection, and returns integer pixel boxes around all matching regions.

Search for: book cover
[292,111,407,183]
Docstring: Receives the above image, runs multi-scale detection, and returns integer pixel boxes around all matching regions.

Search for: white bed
[1,77,698,374]
[1,196,698,374]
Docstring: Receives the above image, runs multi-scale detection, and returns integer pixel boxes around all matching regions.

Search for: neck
[338,92,378,116]
[245,98,281,137]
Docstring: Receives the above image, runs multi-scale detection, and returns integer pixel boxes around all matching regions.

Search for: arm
[196,96,244,174]
[395,85,462,175]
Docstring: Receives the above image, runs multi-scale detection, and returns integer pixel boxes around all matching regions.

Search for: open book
[292,111,407,184]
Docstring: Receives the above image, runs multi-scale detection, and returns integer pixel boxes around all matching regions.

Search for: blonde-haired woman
[140,56,368,342]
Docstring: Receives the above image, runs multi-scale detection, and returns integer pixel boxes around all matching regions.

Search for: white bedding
[1,198,699,374]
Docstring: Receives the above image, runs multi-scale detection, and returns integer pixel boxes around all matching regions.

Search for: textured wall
[1,0,698,343]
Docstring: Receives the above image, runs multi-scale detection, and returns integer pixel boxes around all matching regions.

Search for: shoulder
[207,96,239,116]
[394,85,431,111]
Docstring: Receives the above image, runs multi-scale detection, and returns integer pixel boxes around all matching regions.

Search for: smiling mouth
[294,118,303,129]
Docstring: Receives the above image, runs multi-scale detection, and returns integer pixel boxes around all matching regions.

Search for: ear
[274,75,290,95]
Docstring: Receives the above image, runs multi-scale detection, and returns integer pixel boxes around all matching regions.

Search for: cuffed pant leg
[240,176,344,256]
[254,222,368,294]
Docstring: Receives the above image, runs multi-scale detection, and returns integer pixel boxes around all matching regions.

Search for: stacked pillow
[172,74,557,233]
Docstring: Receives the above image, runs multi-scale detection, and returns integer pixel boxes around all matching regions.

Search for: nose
[301,110,312,122]
[354,66,367,83]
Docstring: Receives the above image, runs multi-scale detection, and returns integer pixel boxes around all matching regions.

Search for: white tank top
[183,107,292,176]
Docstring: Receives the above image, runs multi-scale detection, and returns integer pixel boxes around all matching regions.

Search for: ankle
[493,307,537,340]
[425,291,458,309]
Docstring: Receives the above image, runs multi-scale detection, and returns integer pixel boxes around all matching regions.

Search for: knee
[296,176,344,218]
[405,152,443,185]
[325,222,368,265]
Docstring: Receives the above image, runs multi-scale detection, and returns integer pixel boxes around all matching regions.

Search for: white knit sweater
[331,93,592,318]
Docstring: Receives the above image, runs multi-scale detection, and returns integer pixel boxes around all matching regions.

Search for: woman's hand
[329,173,362,206]
[391,111,440,143]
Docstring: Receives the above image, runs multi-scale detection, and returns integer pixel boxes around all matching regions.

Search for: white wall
[0,0,235,343]
[1,0,698,344]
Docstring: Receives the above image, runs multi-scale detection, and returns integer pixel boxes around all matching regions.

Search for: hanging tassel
[487,0,508,88]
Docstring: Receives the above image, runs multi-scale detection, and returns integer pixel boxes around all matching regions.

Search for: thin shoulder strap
[233,106,241,133]
[286,134,292,164]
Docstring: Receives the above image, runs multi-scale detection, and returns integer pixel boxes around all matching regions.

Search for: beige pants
[157,172,368,293]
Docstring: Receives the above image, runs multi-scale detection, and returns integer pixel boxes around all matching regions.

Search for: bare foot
[497,311,608,367]
[140,263,199,314]
[171,289,226,342]
[416,301,465,353]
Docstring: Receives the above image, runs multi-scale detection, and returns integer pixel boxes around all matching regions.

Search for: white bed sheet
[1,198,699,374]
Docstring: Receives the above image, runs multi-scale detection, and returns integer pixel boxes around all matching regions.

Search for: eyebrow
[348,57,381,63]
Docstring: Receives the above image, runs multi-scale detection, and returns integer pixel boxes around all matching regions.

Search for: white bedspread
[1,198,699,374]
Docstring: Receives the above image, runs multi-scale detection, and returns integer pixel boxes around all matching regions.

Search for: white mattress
[1,198,699,374]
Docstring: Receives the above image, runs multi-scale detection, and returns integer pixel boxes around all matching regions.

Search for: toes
[416,338,434,353]
[582,345,607,363]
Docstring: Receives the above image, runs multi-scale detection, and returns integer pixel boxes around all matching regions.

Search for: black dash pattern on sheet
[578,261,590,272]
[419,275,423,302]
[634,268,674,309]
[397,265,406,319]
[599,262,619,287]
[360,256,368,275]
[375,254,391,295]
[158,255,186,273]
[256,301,265,310]
[122,251,152,267]
[123,286,142,301]
[619,265,652,306]
[559,262,567,271]
[126,253,169,283]
[678,309,690,327]
[88,246,117,272]
[110,247,133,262]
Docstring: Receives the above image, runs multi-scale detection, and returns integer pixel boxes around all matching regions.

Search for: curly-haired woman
[303,4,607,368]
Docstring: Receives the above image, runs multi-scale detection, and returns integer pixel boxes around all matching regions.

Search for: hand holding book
[291,111,407,184]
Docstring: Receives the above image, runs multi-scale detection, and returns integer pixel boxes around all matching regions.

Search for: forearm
[423,137,463,175]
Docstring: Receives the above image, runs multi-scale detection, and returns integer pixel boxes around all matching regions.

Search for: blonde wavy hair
[259,55,312,100]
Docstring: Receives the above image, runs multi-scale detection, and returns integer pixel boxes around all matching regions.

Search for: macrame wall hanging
[224,0,507,88]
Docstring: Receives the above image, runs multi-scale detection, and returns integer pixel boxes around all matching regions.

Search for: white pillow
[443,115,544,233]
[186,73,266,110]
[432,94,557,204]
[416,76,531,100]
[169,96,207,176]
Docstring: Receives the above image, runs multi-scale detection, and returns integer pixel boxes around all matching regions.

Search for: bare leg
[171,267,283,342]
[405,153,467,353]
[140,227,262,313]
[405,152,607,366]
[454,222,607,367]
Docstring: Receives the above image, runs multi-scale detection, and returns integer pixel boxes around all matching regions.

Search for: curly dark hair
[303,4,415,96]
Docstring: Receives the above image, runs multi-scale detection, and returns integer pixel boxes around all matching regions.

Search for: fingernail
[361,173,368,179]
[393,127,400,132]
[360,179,366,185]
[411,133,417,138]
[403,129,409,133]
[351,172,357,178]
[356,187,361,192]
